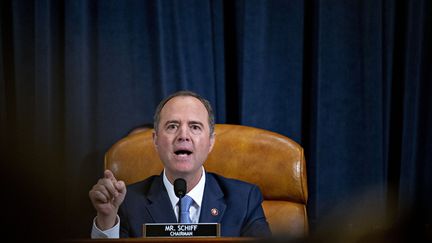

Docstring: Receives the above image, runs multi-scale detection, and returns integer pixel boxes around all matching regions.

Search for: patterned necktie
[180,195,193,223]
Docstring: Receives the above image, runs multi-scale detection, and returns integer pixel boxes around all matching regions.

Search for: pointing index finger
[104,170,117,182]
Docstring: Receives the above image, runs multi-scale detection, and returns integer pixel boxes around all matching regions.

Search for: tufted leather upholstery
[105,124,308,236]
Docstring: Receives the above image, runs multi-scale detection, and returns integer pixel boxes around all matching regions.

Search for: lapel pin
[211,208,219,216]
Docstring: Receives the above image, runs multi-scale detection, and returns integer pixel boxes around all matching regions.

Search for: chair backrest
[105,124,308,236]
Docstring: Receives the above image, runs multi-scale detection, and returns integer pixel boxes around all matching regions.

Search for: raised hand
[89,170,127,230]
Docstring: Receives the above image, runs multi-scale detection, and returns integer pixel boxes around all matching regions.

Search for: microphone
[174,178,187,223]
[174,178,187,198]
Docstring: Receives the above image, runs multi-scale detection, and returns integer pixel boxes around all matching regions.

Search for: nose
[176,125,191,142]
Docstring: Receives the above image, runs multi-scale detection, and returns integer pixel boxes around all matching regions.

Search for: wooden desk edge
[63,237,262,243]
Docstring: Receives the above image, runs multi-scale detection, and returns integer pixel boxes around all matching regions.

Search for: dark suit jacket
[118,172,271,237]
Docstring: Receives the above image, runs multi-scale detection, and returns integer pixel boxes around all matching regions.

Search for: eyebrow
[188,121,204,127]
[164,120,180,126]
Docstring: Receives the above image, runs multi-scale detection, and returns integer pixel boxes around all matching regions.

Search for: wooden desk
[65,238,261,243]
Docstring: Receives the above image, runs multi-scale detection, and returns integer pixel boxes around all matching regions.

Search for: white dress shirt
[91,167,206,238]
[163,167,205,223]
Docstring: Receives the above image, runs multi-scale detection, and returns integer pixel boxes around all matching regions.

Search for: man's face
[153,96,215,181]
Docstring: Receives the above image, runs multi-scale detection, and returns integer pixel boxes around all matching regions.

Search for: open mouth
[174,150,193,156]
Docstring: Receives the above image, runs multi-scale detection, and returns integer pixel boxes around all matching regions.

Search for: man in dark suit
[89,91,271,238]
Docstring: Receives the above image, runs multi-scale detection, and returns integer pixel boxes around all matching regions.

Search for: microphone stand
[178,197,182,223]
[174,178,187,223]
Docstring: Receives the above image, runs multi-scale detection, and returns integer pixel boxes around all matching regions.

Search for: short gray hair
[153,91,215,136]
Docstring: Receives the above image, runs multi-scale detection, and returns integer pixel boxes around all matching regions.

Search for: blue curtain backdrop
[1,0,431,241]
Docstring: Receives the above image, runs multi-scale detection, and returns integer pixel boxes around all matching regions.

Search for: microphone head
[174,178,187,198]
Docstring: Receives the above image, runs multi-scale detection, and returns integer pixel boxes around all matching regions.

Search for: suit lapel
[145,176,177,223]
[199,173,226,223]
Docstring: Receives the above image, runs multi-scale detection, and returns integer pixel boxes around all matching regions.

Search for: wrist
[95,213,118,230]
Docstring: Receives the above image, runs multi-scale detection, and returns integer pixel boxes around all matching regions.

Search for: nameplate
[143,223,220,237]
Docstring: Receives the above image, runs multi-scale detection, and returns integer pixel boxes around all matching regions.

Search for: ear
[152,130,159,151]
[208,132,216,153]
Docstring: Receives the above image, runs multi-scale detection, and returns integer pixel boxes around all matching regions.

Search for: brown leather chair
[105,124,308,236]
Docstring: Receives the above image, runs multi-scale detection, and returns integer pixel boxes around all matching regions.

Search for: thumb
[116,181,127,194]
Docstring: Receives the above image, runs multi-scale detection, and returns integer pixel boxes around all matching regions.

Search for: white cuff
[91,215,120,238]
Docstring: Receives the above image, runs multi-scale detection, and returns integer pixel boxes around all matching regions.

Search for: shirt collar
[163,167,206,210]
